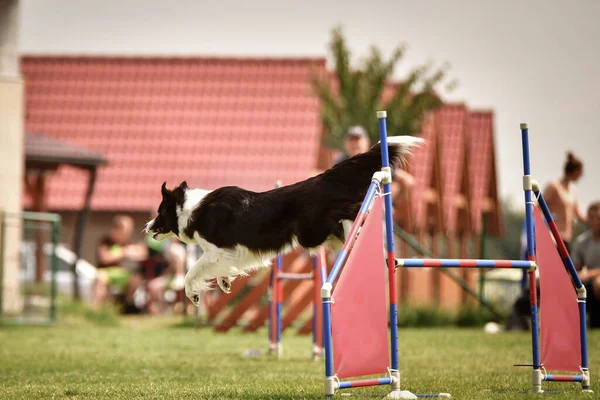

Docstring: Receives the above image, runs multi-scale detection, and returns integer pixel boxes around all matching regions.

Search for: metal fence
[0,211,61,324]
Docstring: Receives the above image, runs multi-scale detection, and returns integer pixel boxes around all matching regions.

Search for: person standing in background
[542,152,586,252]
[334,125,372,164]
[334,125,415,209]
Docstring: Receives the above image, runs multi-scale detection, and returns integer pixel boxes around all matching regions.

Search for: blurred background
[1,0,599,329]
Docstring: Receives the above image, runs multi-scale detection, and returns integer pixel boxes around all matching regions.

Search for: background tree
[312,26,457,150]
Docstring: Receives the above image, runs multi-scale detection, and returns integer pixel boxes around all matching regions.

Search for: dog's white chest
[193,233,275,273]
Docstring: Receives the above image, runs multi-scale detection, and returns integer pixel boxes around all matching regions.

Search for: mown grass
[0,315,598,399]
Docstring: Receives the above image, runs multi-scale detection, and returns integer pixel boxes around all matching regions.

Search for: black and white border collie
[144,136,423,305]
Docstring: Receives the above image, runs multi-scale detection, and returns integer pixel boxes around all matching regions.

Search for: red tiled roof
[467,111,494,234]
[436,104,467,233]
[22,56,326,211]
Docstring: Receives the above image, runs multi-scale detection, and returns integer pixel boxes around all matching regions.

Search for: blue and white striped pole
[377,110,404,398]
[520,123,542,393]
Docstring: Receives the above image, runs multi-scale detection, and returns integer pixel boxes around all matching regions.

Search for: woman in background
[542,152,586,252]
[506,152,586,330]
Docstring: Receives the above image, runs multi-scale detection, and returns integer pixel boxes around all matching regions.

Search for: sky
[18,0,600,212]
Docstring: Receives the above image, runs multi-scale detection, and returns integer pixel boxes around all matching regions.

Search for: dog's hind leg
[296,224,332,251]
[341,219,354,241]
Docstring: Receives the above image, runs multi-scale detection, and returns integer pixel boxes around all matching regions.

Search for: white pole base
[325,376,337,397]
[269,343,283,358]
[581,369,592,392]
[530,369,543,393]
[384,390,418,399]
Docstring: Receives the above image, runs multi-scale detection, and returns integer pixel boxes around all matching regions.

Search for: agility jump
[320,112,592,398]
[268,246,326,359]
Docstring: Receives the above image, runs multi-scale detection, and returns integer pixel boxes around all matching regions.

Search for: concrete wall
[0,0,23,313]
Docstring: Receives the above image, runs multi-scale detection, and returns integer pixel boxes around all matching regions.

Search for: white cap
[345,125,368,139]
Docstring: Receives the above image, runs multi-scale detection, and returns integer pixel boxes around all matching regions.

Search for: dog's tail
[373,135,425,168]
[322,135,425,212]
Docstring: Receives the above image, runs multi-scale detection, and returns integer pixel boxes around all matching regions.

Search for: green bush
[397,304,505,328]
[58,299,120,326]
[397,305,454,327]
[455,305,505,327]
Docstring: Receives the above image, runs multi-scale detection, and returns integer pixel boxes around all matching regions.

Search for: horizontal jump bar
[397,258,535,269]
[277,272,314,280]
[543,374,584,382]
[338,377,392,389]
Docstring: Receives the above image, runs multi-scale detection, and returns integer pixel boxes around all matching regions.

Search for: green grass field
[0,315,598,399]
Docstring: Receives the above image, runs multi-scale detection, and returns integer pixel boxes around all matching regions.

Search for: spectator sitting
[506,202,599,331]
[143,233,187,315]
[93,215,147,312]
[572,201,600,328]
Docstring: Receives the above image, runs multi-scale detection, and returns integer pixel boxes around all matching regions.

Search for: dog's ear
[161,181,168,196]
[173,181,187,204]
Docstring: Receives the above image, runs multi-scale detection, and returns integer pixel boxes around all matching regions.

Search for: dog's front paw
[185,285,201,306]
[217,276,234,294]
